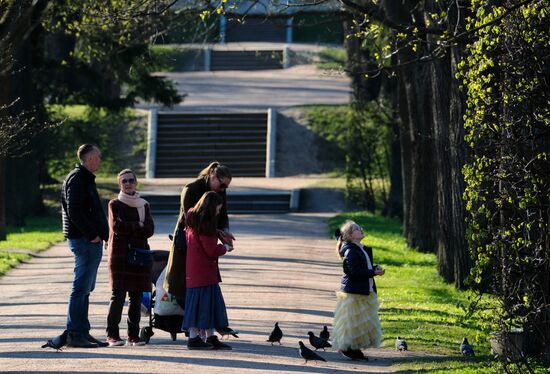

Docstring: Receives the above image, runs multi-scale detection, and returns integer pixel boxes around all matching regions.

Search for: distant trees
[0,1,182,238]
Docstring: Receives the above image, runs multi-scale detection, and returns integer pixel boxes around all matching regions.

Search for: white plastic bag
[154,267,184,316]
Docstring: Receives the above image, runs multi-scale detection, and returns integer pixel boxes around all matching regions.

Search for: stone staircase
[142,190,299,215]
[151,111,274,178]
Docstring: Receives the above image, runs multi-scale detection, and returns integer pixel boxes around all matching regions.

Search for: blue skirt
[182,284,228,330]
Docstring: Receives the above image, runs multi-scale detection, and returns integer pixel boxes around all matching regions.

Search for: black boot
[187,336,214,350]
[67,333,98,348]
[206,335,232,350]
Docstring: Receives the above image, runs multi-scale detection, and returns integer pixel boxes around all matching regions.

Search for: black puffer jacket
[61,164,109,241]
[339,242,377,295]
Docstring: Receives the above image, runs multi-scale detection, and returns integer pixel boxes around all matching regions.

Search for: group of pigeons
[267,322,332,363]
[264,323,475,364]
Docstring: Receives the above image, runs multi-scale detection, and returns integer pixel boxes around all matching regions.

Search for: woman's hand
[217,230,235,246]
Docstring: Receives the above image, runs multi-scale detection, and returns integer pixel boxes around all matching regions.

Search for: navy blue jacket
[339,241,377,295]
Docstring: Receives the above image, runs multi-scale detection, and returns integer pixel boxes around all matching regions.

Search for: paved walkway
[0,213,425,373]
[141,64,350,111]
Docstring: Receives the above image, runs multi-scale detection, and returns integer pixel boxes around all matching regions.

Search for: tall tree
[0,0,50,239]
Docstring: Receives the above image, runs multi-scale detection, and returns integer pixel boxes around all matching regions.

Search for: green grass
[148,45,189,72]
[317,47,347,70]
[0,215,63,252]
[0,215,63,276]
[0,252,31,276]
[329,212,497,372]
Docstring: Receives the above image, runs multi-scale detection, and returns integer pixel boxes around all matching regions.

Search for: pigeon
[298,341,327,363]
[396,336,408,351]
[216,326,239,339]
[308,331,332,351]
[41,330,68,351]
[267,322,283,345]
[460,337,475,356]
[319,325,330,341]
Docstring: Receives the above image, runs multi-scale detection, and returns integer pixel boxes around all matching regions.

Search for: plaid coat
[107,199,154,292]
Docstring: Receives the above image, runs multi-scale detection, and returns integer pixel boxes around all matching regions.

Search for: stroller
[139,250,186,343]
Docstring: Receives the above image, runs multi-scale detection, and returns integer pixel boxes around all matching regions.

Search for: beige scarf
[118,191,148,223]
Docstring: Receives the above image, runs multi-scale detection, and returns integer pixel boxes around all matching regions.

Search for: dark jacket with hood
[61,164,109,241]
[339,241,377,295]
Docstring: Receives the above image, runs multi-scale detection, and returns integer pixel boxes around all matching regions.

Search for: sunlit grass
[0,216,63,251]
[0,252,31,276]
[0,215,62,276]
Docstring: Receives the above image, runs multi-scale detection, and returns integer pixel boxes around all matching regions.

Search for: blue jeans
[66,238,103,335]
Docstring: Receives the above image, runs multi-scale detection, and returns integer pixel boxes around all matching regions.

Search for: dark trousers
[106,289,142,338]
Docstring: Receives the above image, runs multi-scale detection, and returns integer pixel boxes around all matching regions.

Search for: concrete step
[154,111,270,178]
[211,50,283,70]
[142,190,299,215]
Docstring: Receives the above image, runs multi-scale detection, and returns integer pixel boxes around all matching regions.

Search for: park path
[0,213,426,373]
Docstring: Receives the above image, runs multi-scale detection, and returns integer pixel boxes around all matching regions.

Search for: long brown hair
[198,161,232,180]
[187,191,224,235]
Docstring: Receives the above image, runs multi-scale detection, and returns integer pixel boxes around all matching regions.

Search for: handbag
[127,244,153,267]
[173,225,187,253]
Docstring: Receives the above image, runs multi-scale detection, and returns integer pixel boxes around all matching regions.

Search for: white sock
[206,328,215,338]
[189,327,199,339]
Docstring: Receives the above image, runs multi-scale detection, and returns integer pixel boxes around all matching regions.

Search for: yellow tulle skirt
[332,291,382,350]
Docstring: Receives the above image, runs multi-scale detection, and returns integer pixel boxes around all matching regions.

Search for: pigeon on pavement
[299,341,327,363]
[319,325,330,341]
[460,337,475,356]
[216,327,239,339]
[267,322,283,345]
[396,336,408,351]
[308,331,332,351]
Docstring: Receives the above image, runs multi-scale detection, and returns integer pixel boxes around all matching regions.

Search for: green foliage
[45,105,148,180]
[40,1,182,109]
[307,104,391,211]
[317,48,347,70]
[460,0,550,367]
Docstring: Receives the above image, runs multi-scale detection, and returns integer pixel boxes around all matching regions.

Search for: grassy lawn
[0,215,63,276]
[316,47,347,70]
[329,212,498,373]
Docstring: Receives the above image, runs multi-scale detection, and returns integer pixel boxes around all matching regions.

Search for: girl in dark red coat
[106,169,154,347]
[183,191,233,350]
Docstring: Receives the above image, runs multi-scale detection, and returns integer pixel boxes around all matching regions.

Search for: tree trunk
[427,0,470,287]
[429,50,455,281]
[0,156,6,240]
[399,60,437,252]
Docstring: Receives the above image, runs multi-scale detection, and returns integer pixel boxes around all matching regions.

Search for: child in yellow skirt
[333,220,385,361]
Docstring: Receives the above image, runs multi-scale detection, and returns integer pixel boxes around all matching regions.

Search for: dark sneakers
[187,336,214,350]
[206,335,232,350]
[86,333,109,347]
[66,333,98,348]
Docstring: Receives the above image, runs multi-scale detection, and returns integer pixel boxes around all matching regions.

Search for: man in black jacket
[61,144,109,348]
